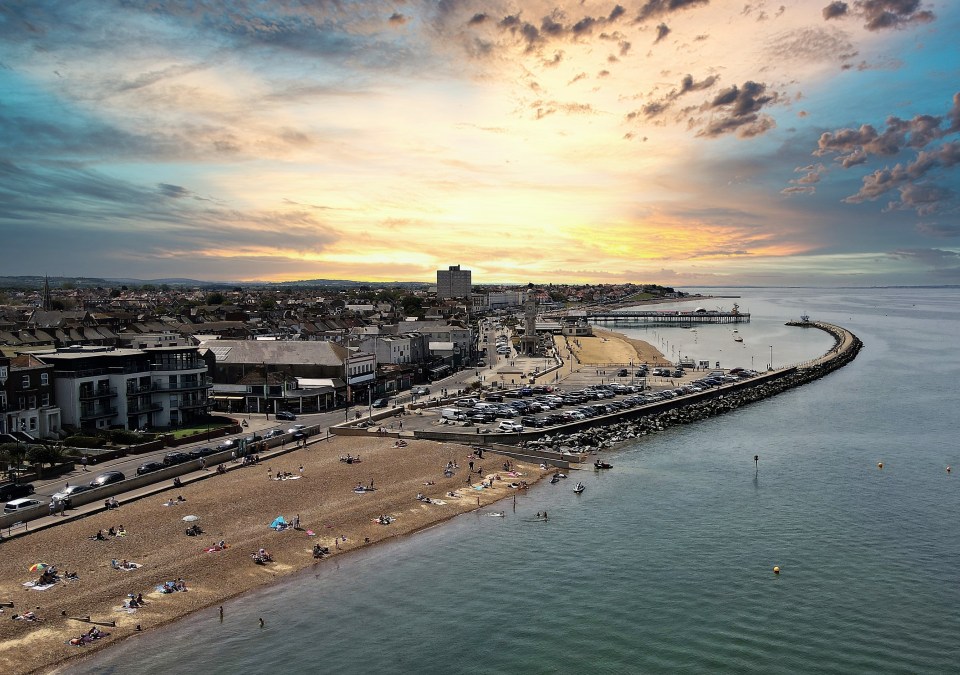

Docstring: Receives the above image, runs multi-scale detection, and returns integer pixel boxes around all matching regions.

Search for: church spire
[42,275,52,311]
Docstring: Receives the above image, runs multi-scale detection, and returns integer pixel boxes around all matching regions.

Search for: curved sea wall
[518,321,862,454]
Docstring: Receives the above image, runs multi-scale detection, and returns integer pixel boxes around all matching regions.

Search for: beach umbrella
[182,515,200,522]
[29,563,49,572]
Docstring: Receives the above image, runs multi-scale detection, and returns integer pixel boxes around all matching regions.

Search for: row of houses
[1,319,479,440]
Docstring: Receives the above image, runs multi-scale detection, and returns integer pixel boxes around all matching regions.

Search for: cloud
[823,0,936,31]
[654,23,671,44]
[628,73,719,120]
[696,81,781,138]
[635,0,710,23]
[822,2,849,19]
[887,248,959,267]
[844,141,960,208]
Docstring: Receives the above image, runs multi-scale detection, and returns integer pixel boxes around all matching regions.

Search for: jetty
[558,304,749,326]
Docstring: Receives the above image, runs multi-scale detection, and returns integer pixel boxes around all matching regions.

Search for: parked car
[162,452,192,466]
[243,434,263,444]
[0,481,35,501]
[51,484,94,505]
[372,398,390,408]
[263,429,284,439]
[216,439,237,451]
[4,497,42,514]
[136,461,166,476]
[497,421,524,432]
[188,446,217,458]
[412,386,430,395]
[89,471,125,487]
[287,424,306,434]
[275,410,297,421]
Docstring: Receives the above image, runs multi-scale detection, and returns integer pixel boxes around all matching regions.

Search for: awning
[211,395,245,400]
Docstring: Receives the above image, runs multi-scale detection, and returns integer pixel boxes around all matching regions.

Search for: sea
[70,287,960,675]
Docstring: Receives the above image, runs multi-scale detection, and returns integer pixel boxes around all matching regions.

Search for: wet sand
[0,437,545,675]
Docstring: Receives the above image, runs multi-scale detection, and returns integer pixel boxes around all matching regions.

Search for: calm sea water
[71,288,960,675]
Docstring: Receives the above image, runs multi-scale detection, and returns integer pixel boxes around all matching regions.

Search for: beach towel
[114,606,138,613]
[430,499,447,505]
[269,516,287,529]
[305,530,316,536]
[116,563,141,571]
[203,547,226,553]
[23,582,56,591]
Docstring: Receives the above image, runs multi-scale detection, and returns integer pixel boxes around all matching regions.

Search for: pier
[573,309,749,325]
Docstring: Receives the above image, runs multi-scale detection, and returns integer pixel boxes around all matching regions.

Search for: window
[22,375,30,387]
[41,372,49,386]
[29,418,37,431]
[0,366,7,379]
[42,394,50,407]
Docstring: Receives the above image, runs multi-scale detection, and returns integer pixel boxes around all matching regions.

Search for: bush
[109,429,144,445]
[65,435,105,449]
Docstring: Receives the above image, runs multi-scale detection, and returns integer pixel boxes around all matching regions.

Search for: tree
[27,443,64,471]
[0,442,28,474]
[206,291,225,305]
[401,296,423,317]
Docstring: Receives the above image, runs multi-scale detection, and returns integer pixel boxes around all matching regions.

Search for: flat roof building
[437,265,472,299]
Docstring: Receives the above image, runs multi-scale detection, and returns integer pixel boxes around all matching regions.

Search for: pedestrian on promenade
[81,456,88,471]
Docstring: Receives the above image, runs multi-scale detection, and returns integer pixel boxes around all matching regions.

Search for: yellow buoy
[773,566,780,575]
[877,462,884,469]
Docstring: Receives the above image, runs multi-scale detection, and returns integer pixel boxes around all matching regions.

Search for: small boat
[594,460,613,470]
[573,482,585,494]
[488,511,505,518]
[734,336,743,343]
[550,474,560,484]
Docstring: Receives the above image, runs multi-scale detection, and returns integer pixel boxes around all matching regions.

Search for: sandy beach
[0,328,664,675]
[559,327,670,366]
[0,437,546,675]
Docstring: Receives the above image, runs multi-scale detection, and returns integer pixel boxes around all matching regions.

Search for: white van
[4,497,43,514]
[441,408,463,420]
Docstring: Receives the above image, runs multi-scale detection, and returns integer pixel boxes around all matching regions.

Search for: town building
[436,265,472,299]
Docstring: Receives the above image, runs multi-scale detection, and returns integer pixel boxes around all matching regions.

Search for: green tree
[401,296,423,317]
[206,291,225,305]
[27,443,64,470]
[0,442,28,473]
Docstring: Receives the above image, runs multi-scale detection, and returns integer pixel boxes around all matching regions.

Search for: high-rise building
[436,265,472,299]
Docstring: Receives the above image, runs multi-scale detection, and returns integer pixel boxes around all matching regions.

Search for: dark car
[188,446,217,458]
[89,471,125,487]
[216,439,237,451]
[521,416,544,428]
[275,410,297,421]
[371,398,390,408]
[136,461,166,476]
[163,452,192,466]
[0,481,35,501]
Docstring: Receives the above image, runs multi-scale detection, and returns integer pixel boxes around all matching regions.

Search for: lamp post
[769,345,773,371]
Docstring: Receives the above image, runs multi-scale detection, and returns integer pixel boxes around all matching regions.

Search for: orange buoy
[773,566,780,575]
[877,462,883,469]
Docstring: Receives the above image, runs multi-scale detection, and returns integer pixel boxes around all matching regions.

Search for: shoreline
[1,437,549,675]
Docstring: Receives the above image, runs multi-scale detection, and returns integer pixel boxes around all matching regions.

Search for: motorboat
[594,460,613,470]
[550,474,560,484]
[574,482,585,494]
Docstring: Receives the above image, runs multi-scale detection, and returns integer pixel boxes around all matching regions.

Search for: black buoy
[754,455,759,470]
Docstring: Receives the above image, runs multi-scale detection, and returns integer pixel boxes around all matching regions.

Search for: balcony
[79,387,118,401]
[126,402,163,415]
[177,399,211,410]
[152,377,214,392]
[150,362,207,372]
[125,383,159,394]
[80,407,118,421]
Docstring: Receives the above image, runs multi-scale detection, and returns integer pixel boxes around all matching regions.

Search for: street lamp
[769,345,773,371]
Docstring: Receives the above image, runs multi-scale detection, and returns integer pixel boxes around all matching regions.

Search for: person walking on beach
[259,617,264,628]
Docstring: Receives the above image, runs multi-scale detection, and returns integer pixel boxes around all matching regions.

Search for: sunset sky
[2,1,958,286]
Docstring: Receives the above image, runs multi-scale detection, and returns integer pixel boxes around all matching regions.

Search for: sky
[1,0,958,287]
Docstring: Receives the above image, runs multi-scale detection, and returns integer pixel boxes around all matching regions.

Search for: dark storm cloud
[654,23,671,44]
[468,13,488,26]
[822,2,849,19]
[158,183,191,199]
[635,0,710,23]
